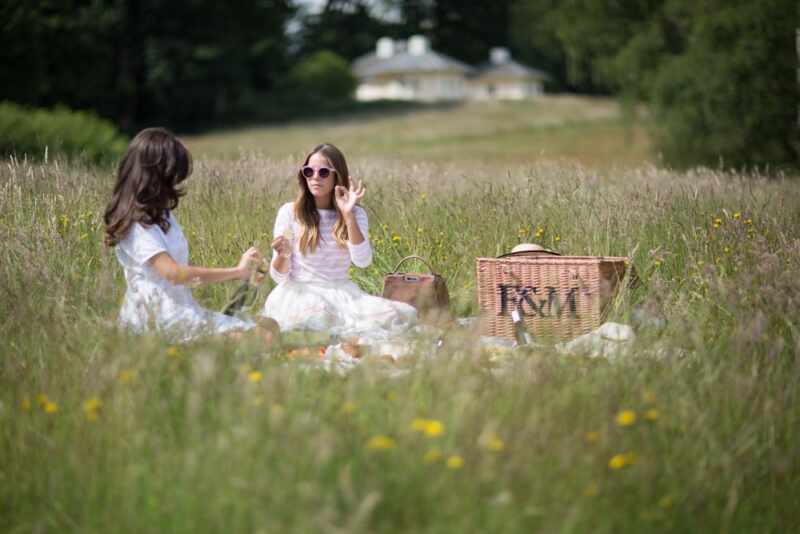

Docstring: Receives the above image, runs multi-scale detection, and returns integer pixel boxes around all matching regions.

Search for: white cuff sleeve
[269,259,290,285]
[348,207,372,268]
[348,239,373,268]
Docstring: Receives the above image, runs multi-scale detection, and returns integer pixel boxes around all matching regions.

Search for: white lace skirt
[260,279,417,341]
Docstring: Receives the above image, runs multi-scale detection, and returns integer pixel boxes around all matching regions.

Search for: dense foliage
[0,101,128,163]
[0,0,295,130]
[538,0,799,169]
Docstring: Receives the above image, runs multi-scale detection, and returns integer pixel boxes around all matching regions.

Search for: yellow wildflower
[608,454,628,470]
[341,401,357,414]
[644,409,659,422]
[554,235,561,242]
[658,495,674,509]
[411,418,445,437]
[166,346,180,358]
[37,393,49,407]
[713,217,722,228]
[411,418,428,432]
[654,259,662,267]
[446,455,464,469]
[423,420,444,437]
[392,235,401,242]
[118,369,136,384]
[744,218,753,225]
[481,432,505,452]
[366,435,396,450]
[616,410,637,427]
[423,448,443,464]
[584,431,601,445]
[83,397,102,421]
[44,401,59,414]
[247,370,263,383]
[583,482,600,497]
[733,212,741,220]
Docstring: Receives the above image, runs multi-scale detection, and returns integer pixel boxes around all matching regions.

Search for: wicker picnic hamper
[476,249,629,341]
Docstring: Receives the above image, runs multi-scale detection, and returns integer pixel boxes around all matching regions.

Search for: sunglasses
[301,165,336,179]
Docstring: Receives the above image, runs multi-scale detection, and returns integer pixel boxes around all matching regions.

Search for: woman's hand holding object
[271,235,292,258]
[237,247,264,280]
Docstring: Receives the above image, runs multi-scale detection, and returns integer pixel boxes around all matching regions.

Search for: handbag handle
[391,255,437,274]
[497,249,561,259]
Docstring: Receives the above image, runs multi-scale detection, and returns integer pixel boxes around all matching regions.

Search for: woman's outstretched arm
[149,247,262,286]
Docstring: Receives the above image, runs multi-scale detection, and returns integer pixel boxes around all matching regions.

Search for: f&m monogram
[497,284,579,318]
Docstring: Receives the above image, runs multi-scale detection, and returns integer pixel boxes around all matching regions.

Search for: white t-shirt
[115,212,252,339]
[269,202,373,284]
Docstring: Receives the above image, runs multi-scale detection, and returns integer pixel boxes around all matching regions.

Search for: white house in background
[352,37,549,102]
[352,36,471,102]
[469,47,549,100]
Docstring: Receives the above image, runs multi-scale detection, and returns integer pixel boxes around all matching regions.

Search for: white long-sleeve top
[270,202,373,284]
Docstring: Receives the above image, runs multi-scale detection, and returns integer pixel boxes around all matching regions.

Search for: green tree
[0,0,295,131]
[541,0,798,169]
[283,50,356,108]
[649,1,799,168]
[294,0,393,61]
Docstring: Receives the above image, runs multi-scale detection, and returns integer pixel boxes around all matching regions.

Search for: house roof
[470,59,550,82]
[352,50,472,79]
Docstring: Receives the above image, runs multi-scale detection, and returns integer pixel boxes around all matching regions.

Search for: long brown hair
[294,143,351,254]
[104,128,192,246]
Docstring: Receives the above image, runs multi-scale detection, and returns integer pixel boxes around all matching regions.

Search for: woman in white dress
[261,143,416,341]
[104,127,276,343]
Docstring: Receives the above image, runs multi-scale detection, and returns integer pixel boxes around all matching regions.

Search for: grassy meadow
[1,96,799,533]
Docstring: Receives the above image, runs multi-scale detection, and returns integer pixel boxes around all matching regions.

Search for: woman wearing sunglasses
[260,143,417,340]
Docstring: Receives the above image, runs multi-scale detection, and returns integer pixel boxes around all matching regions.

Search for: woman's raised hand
[237,247,264,280]
[335,178,365,215]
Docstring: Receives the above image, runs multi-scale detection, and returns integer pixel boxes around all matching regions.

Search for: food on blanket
[362,354,396,365]
[286,346,326,360]
[340,342,362,359]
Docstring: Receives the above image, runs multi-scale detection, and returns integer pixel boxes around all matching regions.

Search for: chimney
[376,37,394,58]
[490,47,510,65]
[408,35,429,56]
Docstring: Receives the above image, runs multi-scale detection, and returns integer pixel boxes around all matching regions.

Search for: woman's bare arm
[149,247,262,286]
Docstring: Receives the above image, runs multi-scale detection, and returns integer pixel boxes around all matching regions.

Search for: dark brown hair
[104,128,192,246]
[294,143,352,254]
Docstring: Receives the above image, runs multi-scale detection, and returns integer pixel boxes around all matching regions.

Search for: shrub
[0,101,128,163]
[282,50,357,109]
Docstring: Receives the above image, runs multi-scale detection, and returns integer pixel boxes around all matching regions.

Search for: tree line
[1,0,797,169]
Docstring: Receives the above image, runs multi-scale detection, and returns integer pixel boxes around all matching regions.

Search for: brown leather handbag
[382,255,450,320]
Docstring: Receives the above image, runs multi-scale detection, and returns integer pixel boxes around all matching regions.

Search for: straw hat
[511,243,554,254]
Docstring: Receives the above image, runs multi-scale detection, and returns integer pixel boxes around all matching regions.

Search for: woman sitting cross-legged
[260,143,417,341]
[104,127,278,345]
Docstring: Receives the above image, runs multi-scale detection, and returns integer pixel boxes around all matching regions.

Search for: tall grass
[1,143,799,532]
